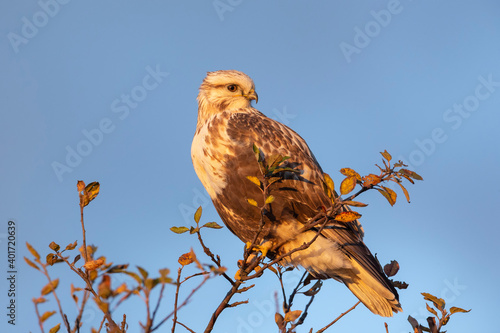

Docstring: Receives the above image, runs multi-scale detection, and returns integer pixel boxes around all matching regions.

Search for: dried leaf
[40,310,56,323]
[81,182,100,207]
[26,242,40,260]
[362,174,382,187]
[178,252,194,266]
[340,176,357,195]
[323,173,335,193]
[194,206,202,224]
[170,226,189,234]
[334,211,361,222]
[98,275,112,299]
[49,241,60,252]
[284,310,302,323]
[265,195,275,204]
[377,186,397,206]
[24,257,40,271]
[426,303,438,317]
[422,292,445,311]
[342,200,368,207]
[275,313,285,329]
[202,222,223,229]
[340,168,361,180]
[83,259,105,271]
[137,266,149,280]
[64,240,78,251]
[46,254,57,266]
[33,297,47,304]
[77,180,86,192]
[246,176,262,187]
[72,254,81,265]
[303,280,322,296]
[41,279,59,296]
[384,260,400,277]
[247,198,258,207]
[381,150,392,162]
[396,182,411,203]
[391,280,409,289]
[407,315,420,332]
[400,169,423,181]
[49,323,61,333]
[123,271,142,285]
[449,307,471,314]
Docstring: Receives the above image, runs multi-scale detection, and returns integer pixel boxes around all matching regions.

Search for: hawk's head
[197,70,258,126]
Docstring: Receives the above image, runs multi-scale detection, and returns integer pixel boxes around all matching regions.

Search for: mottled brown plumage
[191,70,402,317]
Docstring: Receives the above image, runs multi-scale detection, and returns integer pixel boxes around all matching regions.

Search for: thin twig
[34,301,45,333]
[152,271,210,332]
[177,321,196,333]
[40,263,71,332]
[316,301,361,333]
[171,267,182,333]
[196,230,235,286]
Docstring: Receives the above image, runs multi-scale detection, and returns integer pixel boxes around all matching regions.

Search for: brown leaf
[426,303,438,318]
[400,169,423,181]
[340,176,357,195]
[284,310,302,323]
[40,310,56,323]
[49,241,60,252]
[49,323,61,333]
[98,275,112,299]
[275,313,285,329]
[26,242,40,261]
[83,259,105,271]
[449,306,471,314]
[381,150,392,162]
[334,211,361,222]
[202,222,223,229]
[421,292,445,311]
[194,206,202,224]
[384,260,400,277]
[41,279,59,296]
[178,252,195,266]
[170,226,189,234]
[24,257,40,271]
[362,174,381,187]
[77,180,85,192]
[64,240,78,251]
[342,200,368,207]
[80,182,100,207]
[377,186,397,206]
[340,168,361,180]
[396,182,411,203]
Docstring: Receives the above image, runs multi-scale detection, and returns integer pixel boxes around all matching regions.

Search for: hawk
[191,70,402,317]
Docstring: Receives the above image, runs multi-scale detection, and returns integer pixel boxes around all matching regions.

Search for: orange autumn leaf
[178,252,195,266]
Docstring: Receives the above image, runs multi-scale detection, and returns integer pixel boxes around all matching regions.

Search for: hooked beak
[245,89,258,104]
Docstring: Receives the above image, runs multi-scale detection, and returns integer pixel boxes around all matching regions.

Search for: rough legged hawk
[191,70,401,317]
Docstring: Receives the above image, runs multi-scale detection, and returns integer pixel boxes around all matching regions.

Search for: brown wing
[214,109,398,298]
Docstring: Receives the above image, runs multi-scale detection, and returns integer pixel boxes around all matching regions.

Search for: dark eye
[227,84,237,92]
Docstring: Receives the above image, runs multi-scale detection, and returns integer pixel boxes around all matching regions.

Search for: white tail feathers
[343,260,402,317]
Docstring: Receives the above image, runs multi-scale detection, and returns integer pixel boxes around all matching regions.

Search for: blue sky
[1,1,499,332]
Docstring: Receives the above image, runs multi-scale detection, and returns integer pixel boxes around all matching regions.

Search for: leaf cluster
[407,293,470,333]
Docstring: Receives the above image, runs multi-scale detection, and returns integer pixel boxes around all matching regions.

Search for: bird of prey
[191,70,401,317]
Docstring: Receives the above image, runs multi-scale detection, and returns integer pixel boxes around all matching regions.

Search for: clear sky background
[1,1,499,332]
